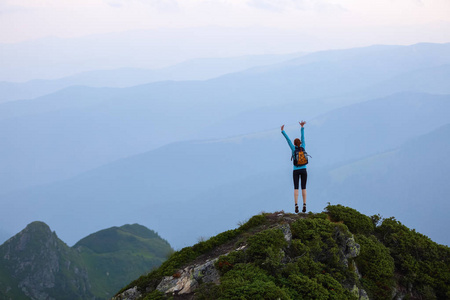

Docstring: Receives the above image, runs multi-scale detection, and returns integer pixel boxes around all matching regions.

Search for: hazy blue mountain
[314,123,450,247]
[0,52,304,103]
[2,43,450,193]
[192,63,450,139]
[0,222,172,300]
[284,42,450,70]
[0,27,319,82]
[350,64,450,100]
[307,92,450,167]
[1,92,449,249]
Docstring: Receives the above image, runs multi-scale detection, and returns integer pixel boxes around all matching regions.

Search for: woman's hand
[281,125,285,131]
[299,121,306,127]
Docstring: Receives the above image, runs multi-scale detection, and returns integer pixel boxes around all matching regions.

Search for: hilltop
[115,205,450,300]
[0,222,173,300]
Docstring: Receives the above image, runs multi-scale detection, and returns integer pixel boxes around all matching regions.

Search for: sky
[1,0,450,44]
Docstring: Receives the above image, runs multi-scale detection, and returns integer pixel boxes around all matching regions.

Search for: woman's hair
[294,138,301,147]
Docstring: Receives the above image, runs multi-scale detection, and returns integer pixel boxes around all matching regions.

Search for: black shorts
[293,169,307,190]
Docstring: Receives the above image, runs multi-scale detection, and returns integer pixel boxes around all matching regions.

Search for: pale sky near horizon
[1,0,450,44]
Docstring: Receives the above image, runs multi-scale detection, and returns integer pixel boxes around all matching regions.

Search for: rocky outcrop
[335,228,360,267]
[156,258,220,295]
[115,258,222,300]
[0,222,93,300]
[278,223,292,245]
[139,213,368,299]
[1,222,172,300]
[112,286,142,300]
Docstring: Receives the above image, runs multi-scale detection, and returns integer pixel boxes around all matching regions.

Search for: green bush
[290,218,341,268]
[245,228,287,275]
[325,204,374,235]
[376,217,450,299]
[315,273,356,300]
[219,264,290,300]
[238,214,267,232]
[355,234,395,299]
[216,251,245,275]
[288,274,329,300]
[194,283,221,300]
[142,290,167,300]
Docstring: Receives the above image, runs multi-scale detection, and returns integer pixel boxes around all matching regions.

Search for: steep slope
[0,222,92,300]
[115,206,450,300]
[74,224,172,299]
[0,222,173,300]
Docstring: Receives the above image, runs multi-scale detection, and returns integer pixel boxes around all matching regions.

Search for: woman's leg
[300,169,308,211]
[293,170,300,212]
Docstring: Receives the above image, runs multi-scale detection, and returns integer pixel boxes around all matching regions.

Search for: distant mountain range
[0,222,172,299]
[0,52,304,103]
[1,92,449,250]
[1,43,450,194]
[0,27,321,82]
[1,42,450,252]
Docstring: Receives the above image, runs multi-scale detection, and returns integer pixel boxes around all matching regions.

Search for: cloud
[106,1,124,8]
[246,0,289,12]
[246,0,347,13]
[0,4,31,15]
[103,0,179,11]
[147,0,180,12]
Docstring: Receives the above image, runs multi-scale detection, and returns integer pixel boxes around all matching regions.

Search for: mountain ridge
[0,222,173,299]
[114,205,450,299]
[2,43,450,194]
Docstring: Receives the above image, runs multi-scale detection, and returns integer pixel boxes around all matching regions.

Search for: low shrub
[355,234,395,299]
[325,204,374,235]
[376,217,450,299]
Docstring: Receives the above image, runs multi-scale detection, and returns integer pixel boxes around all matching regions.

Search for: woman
[281,121,307,213]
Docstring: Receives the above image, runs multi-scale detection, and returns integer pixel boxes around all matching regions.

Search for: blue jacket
[282,127,306,170]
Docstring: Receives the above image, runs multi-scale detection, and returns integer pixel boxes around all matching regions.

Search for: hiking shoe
[302,203,306,213]
[295,204,299,213]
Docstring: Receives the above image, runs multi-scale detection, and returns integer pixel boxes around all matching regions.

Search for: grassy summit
[74,224,173,299]
[116,205,450,300]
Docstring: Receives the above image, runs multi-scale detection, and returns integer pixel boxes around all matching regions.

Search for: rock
[235,245,246,251]
[359,288,369,300]
[335,229,360,267]
[351,284,370,300]
[346,236,360,258]
[157,258,220,295]
[351,285,359,298]
[278,224,292,245]
[112,286,142,300]
[192,259,220,284]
